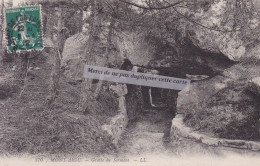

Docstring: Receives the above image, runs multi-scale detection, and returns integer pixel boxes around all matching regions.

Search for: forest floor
[0,53,119,156]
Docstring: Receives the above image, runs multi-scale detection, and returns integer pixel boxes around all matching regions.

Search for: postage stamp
[4,6,43,52]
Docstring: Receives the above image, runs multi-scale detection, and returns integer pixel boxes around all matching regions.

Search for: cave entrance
[119,80,178,151]
[141,86,177,110]
[115,34,243,158]
[122,67,178,147]
[118,39,236,154]
[150,87,174,108]
[120,58,179,122]
[150,87,163,104]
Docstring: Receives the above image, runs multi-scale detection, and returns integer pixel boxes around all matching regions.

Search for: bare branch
[119,0,184,10]
[173,8,229,32]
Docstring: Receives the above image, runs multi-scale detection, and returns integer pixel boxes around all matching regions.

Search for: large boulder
[61,33,88,81]
[174,0,260,141]
[62,32,125,81]
[178,63,260,140]
[62,30,157,81]
[117,31,156,66]
[179,1,260,61]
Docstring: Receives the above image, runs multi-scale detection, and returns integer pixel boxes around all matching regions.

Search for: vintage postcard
[0,0,260,166]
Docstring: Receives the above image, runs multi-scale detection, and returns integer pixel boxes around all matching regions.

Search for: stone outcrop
[177,62,260,140]
[178,1,260,61]
[171,0,260,142]
[117,31,156,66]
[60,27,156,148]
[171,114,260,151]
[61,32,125,81]
[62,30,156,81]
[102,83,128,146]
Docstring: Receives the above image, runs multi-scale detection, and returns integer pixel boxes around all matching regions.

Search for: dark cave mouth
[123,39,237,126]
[118,38,245,149]
[147,39,237,79]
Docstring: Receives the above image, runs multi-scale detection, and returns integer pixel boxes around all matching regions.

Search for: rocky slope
[176,0,260,140]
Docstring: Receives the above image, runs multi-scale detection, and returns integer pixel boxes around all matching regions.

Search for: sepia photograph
[0,0,260,165]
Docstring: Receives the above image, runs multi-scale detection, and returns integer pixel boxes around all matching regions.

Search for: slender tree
[45,6,63,106]
[93,18,116,98]
[79,0,103,111]
[0,0,4,49]
[0,0,4,65]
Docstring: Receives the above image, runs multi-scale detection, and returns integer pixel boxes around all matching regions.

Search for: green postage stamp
[4,6,43,52]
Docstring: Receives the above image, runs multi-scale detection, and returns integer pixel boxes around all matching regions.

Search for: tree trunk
[0,0,4,49]
[94,19,115,98]
[79,1,103,111]
[45,6,62,107]
[0,0,4,65]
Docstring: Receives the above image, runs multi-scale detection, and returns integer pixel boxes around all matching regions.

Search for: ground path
[116,105,176,157]
[115,104,260,159]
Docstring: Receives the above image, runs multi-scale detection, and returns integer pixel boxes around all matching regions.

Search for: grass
[0,50,120,157]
